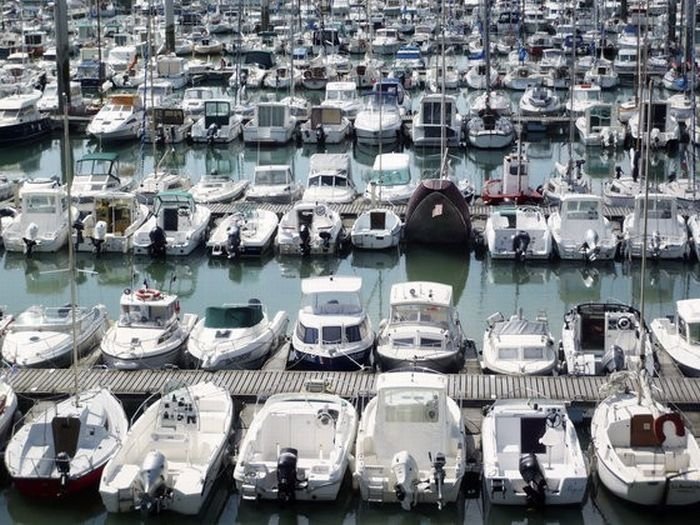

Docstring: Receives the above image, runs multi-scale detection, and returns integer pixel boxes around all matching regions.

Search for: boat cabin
[501,146,530,195]
[204,100,232,129]
[73,152,122,197]
[154,191,198,233]
[674,299,700,348]
[118,288,178,328]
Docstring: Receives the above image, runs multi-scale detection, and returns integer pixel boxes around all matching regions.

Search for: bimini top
[376,371,447,392]
[390,281,453,307]
[301,275,362,295]
[677,299,700,324]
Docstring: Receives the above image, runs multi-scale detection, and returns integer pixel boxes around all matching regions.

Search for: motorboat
[132,192,211,257]
[246,164,303,204]
[1,179,76,255]
[207,208,279,258]
[143,107,194,145]
[100,286,197,369]
[135,169,193,206]
[5,388,128,499]
[560,303,654,376]
[100,381,233,515]
[575,103,627,148]
[411,93,463,148]
[591,371,700,506]
[300,63,336,91]
[186,301,287,370]
[603,154,644,207]
[190,99,242,144]
[37,81,86,114]
[193,36,224,55]
[71,152,135,207]
[465,63,499,90]
[502,63,543,91]
[651,299,700,377]
[547,194,619,262]
[243,102,297,145]
[375,281,465,372]
[565,83,603,116]
[371,27,402,55]
[234,392,357,502]
[541,160,593,205]
[481,143,543,205]
[302,153,356,204]
[72,192,150,254]
[181,87,215,117]
[288,276,374,371]
[300,106,351,145]
[86,94,144,142]
[276,201,345,256]
[0,90,51,145]
[467,107,516,150]
[518,87,562,117]
[484,206,552,260]
[622,194,689,260]
[189,172,248,204]
[404,179,471,245]
[1,304,108,368]
[350,209,402,250]
[354,371,467,510]
[321,81,362,120]
[628,99,680,149]
[155,54,188,90]
[426,60,461,93]
[583,58,619,89]
[363,152,416,205]
[482,399,588,506]
[137,81,175,112]
[480,311,557,375]
[354,82,406,146]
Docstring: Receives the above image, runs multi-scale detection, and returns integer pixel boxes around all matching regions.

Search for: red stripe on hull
[13,464,106,500]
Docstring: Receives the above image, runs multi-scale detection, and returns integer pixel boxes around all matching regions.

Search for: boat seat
[665,450,690,473]
[198,416,224,434]
[173,465,204,496]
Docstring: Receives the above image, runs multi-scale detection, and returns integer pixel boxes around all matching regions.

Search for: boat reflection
[624,261,689,306]
[552,261,618,304]
[405,244,469,303]
[276,253,343,279]
[3,251,71,295]
[207,252,275,284]
[131,252,201,299]
[483,503,586,525]
[5,486,104,524]
[486,259,552,286]
[350,247,400,270]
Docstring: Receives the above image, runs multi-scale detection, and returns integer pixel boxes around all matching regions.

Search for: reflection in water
[276,254,343,279]
[486,260,551,286]
[207,253,274,284]
[483,503,587,525]
[131,253,201,299]
[404,245,469,304]
[625,261,688,306]
[351,248,401,270]
[3,252,71,295]
[4,487,105,525]
[552,262,618,305]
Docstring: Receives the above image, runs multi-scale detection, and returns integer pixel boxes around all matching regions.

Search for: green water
[1,135,700,522]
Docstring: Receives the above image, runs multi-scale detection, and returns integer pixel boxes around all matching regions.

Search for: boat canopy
[204,305,264,329]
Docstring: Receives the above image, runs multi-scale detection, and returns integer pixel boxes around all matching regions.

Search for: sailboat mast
[484,0,490,104]
[440,0,446,170]
[567,3,577,180]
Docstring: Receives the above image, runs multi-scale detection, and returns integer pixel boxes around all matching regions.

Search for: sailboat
[3,99,129,500]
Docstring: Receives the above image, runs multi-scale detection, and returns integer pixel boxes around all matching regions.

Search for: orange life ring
[654,412,686,444]
[135,288,162,301]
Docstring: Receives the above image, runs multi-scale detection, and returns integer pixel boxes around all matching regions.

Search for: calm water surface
[1,131,700,523]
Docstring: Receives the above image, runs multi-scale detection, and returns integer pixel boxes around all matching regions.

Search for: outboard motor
[319,231,332,252]
[206,123,219,145]
[91,220,107,255]
[73,219,85,247]
[431,452,447,510]
[518,452,547,507]
[277,447,301,503]
[148,226,167,258]
[667,171,677,183]
[392,450,419,511]
[55,451,71,487]
[512,231,531,262]
[575,159,585,179]
[579,228,600,262]
[315,124,326,146]
[602,344,626,373]
[137,450,169,515]
[156,123,166,146]
[225,224,241,259]
[298,224,311,256]
[614,166,623,179]
[649,230,662,258]
[22,222,39,257]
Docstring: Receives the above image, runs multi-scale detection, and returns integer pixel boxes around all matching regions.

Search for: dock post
[54,0,71,113]
[165,0,175,54]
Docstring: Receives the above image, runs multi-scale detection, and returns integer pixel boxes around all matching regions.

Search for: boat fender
[654,412,686,444]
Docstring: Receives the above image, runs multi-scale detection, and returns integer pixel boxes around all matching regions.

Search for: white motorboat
[136,168,193,206]
[143,107,194,145]
[465,63,499,90]
[482,399,588,506]
[132,192,211,257]
[575,103,627,148]
[246,164,303,204]
[565,83,602,116]
[301,63,336,91]
[560,303,654,376]
[519,87,562,117]
[371,27,402,55]
[321,81,362,120]
[375,281,465,373]
[190,99,243,144]
[502,63,543,90]
[602,156,643,207]
[651,299,700,377]
[137,81,175,111]
[426,60,461,92]
[1,304,108,368]
[276,201,345,256]
[591,371,700,506]
[234,392,357,502]
[363,152,416,204]
[288,276,374,371]
[350,208,402,250]
[155,54,188,90]
[243,101,297,145]
[622,194,689,260]
[189,172,248,204]
[547,194,619,262]
[411,93,462,148]
[193,36,224,55]
[583,58,619,89]
[72,191,150,254]
[0,90,51,145]
[485,206,552,261]
[71,152,136,207]
[181,87,214,116]
[1,179,76,255]
[207,208,279,258]
[302,153,357,204]
[100,286,197,369]
[480,311,557,376]
[354,92,404,146]
[262,65,301,89]
[467,108,516,150]
[300,106,351,145]
[628,99,680,148]
[542,160,593,205]
[86,93,144,142]
[354,371,466,510]
[37,81,86,114]
[5,388,128,499]
[186,301,287,370]
[100,381,233,515]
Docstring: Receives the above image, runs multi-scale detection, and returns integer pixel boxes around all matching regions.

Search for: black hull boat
[0,119,51,145]
[404,179,471,245]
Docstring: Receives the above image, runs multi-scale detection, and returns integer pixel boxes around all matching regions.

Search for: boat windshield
[643,199,673,219]
[564,200,599,220]
[391,304,450,328]
[204,305,263,329]
[686,321,700,345]
[368,168,410,186]
[255,168,289,185]
[302,291,362,315]
[326,89,354,101]
[119,304,172,326]
[308,175,348,187]
[382,388,442,423]
[24,195,57,213]
[497,346,545,360]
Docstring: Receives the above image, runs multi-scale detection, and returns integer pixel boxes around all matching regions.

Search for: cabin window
[346,324,362,343]
[25,195,56,213]
[392,337,414,347]
[322,326,342,344]
[565,200,599,220]
[255,169,289,185]
[422,101,452,125]
[383,390,440,423]
[258,105,286,127]
[523,347,544,359]
[687,322,700,345]
[678,316,687,341]
[419,337,442,348]
[296,322,318,344]
[498,347,519,360]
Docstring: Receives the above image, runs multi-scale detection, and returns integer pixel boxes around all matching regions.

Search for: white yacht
[302,153,357,204]
[482,399,588,506]
[565,83,602,115]
[100,382,233,515]
[234,392,357,502]
[135,169,193,205]
[289,276,373,371]
[542,160,593,205]
[561,303,654,376]
[300,106,351,145]
[132,192,211,257]
[143,107,193,145]
[651,299,700,377]
[207,208,279,258]
[411,94,462,148]
[243,102,297,145]
[86,93,144,142]
[1,304,108,368]
[375,281,465,373]
[100,287,197,369]
[518,87,562,117]
[246,164,303,204]
[0,90,51,145]
[181,86,214,116]
[547,194,618,261]
[575,103,627,147]
[321,81,362,119]
[276,202,345,256]
[628,100,680,148]
[371,27,402,55]
[622,194,689,260]
[350,208,402,250]
[354,93,403,146]
[583,58,619,89]
[155,54,188,90]
[484,206,552,260]
[363,153,415,205]
[37,81,85,114]
[189,172,248,204]
[480,311,557,376]
[354,372,466,510]
[190,99,242,144]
